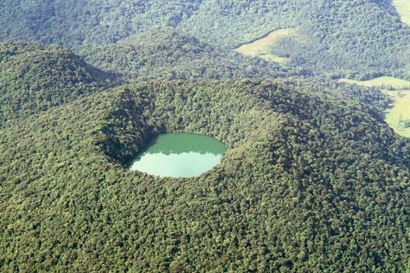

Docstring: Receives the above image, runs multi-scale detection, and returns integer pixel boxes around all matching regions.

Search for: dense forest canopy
[1,0,409,77]
[0,0,409,272]
[0,43,113,126]
[76,28,301,81]
[1,80,409,272]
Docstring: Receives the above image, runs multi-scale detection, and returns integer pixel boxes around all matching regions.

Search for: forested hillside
[1,1,409,272]
[0,0,202,46]
[265,0,410,79]
[1,0,409,77]
[1,80,409,272]
[77,28,300,81]
[0,43,113,126]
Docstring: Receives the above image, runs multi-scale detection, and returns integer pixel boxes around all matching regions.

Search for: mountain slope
[0,43,112,125]
[0,0,203,46]
[1,80,408,272]
[77,28,300,80]
[1,0,409,77]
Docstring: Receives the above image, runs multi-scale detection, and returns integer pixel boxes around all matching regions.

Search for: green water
[129,133,226,177]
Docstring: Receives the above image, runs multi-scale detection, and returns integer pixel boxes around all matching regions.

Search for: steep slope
[77,28,299,80]
[265,0,410,78]
[0,43,113,126]
[0,0,203,46]
[181,0,410,78]
[1,80,408,272]
[1,0,408,77]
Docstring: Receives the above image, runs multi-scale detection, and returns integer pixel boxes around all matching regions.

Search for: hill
[1,1,409,272]
[1,0,409,78]
[0,43,113,126]
[1,80,409,272]
[0,0,202,46]
[77,29,300,81]
[263,0,410,79]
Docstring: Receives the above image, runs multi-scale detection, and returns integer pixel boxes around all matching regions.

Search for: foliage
[266,0,410,79]
[1,80,409,272]
[381,90,410,138]
[0,0,203,46]
[282,77,393,115]
[338,77,410,90]
[0,0,409,77]
[0,43,114,126]
[76,28,301,81]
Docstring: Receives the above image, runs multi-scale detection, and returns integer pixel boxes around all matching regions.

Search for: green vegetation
[267,5,410,79]
[0,43,113,126]
[76,28,299,81]
[0,0,203,46]
[383,90,410,138]
[235,28,298,63]
[1,1,410,272]
[131,133,226,156]
[1,80,409,272]
[338,76,410,137]
[0,0,409,78]
[281,77,394,115]
[339,76,410,90]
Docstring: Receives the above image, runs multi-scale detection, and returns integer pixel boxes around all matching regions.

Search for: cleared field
[338,76,410,90]
[383,90,410,138]
[235,28,297,64]
[339,76,410,137]
[393,0,410,25]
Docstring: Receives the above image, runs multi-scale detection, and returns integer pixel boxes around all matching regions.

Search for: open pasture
[338,76,410,90]
[235,28,297,63]
[393,0,410,25]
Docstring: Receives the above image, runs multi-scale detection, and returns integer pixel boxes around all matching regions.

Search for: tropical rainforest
[0,0,409,272]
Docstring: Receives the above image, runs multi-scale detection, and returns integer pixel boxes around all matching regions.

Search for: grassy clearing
[339,76,410,137]
[338,76,410,90]
[393,0,410,25]
[235,28,297,64]
[383,90,410,138]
